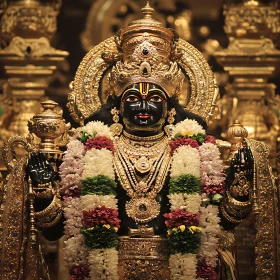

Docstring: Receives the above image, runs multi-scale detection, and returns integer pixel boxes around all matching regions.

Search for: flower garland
[60,121,120,280]
[166,119,225,280]
[60,119,226,280]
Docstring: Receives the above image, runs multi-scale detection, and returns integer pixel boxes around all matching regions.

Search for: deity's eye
[148,95,164,103]
[124,94,140,103]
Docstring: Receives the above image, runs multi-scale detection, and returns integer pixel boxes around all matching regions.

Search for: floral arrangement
[166,118,225,280]
[60,119,225,280]
[60,121,119,280]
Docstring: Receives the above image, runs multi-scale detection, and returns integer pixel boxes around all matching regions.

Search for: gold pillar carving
[0,0,68,146]
[215,2,280,279]
[214,0,280,164]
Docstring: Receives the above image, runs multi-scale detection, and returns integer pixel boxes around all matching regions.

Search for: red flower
[201,183,225,195]
[169,138,199,155]
[163,209,199,228]
[82,206,121,228]
[69,264,90,280]
[84,136,115,153]
[197,261,218,280]
[204,135,216,144]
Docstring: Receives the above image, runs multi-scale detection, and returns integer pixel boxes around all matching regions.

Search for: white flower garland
[168,119,225,280]
[61,121,118,279]
[169,253,198,280]
[168,193,201,213]
[82,149,115,180]
[170,145,201,178]
[173,118,206,136]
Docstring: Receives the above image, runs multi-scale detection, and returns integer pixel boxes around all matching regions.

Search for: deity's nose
[140,99,148,111]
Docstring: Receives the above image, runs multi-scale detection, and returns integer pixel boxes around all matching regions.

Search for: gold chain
[114,133,171,223]
[123,130,165,142]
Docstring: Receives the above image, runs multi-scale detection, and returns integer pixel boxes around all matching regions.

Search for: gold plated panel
[118,236,170,280]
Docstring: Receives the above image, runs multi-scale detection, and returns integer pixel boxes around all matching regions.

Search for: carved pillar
[215,0,280,164]
[0,0,68,140]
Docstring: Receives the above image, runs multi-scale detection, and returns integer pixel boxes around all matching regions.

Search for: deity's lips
[136,113,151,119]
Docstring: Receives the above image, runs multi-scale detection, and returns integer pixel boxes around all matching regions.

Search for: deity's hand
[26,152,55,186]
[227,146,254,199]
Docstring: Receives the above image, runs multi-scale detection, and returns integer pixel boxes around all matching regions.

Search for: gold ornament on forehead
[68,1,217,125]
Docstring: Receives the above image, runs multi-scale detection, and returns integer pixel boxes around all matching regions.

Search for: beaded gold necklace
[114,131,171,223]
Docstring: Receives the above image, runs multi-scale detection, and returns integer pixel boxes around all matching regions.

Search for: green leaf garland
[169,174,201,194]
[168,229,201,254]
[81,226,118,249]
[81,174,116,195]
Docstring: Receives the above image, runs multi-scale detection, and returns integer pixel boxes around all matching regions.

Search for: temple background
[0,0,279,279]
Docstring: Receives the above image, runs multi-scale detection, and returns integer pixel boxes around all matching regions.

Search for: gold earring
[164,108,176,138]
[110,107,123,137]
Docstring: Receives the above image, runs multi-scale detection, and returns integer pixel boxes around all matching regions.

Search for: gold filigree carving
[118,236,170,280]
[0,36,68,58]
[67,37,118,124]
[224,3,280,39]
[1,3,59,43]
[2,135,36,171]
[246,139,279,279]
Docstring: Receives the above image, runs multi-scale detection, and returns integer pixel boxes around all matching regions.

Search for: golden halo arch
[67,36,218,126]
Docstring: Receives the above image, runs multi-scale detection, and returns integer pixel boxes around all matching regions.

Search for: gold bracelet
[33,188,54,199]
[226,190,252,209]
[34,195,61,218]
[223,201,250,218]
[33,182,52,191]
[36,207,61,223]
[220,203,245,224]
[36,210,63,228]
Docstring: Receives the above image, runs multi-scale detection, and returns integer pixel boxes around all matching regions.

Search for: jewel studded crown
[107,2,184,98]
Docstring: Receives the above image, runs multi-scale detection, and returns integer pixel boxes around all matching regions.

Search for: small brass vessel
[28,100,70,154]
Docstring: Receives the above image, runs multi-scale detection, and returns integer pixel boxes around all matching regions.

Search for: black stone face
[120,83,167,134]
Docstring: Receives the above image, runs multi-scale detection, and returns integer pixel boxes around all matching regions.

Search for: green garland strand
[169,174,201,194]
[81,226,118,249]
[81,174,116,195]
[168,229,201,254]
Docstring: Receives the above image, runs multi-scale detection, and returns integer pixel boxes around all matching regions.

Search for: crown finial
[142,1,154,19]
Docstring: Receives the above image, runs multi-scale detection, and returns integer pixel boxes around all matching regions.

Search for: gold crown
[107,2,184,98]
[68,2,216,125]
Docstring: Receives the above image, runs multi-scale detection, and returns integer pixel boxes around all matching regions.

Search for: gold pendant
[135,156,151,173]
[126,198,160,223]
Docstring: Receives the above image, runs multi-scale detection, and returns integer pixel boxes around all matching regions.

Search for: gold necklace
[123,130,165,142]
[114,133,171,223]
